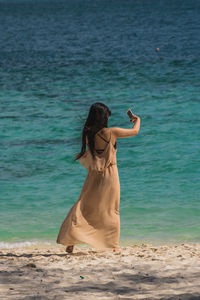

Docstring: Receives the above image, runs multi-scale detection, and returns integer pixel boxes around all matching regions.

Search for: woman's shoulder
[95,127,112,142]
[108,127,116,135]
[96,127,110,135]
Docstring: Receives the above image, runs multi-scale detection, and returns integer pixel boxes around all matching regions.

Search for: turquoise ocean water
[0,0,200,246]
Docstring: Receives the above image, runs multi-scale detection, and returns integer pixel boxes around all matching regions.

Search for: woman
[56,102,140,253]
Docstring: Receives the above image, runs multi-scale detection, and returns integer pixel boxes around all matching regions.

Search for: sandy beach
[0,242,200,300]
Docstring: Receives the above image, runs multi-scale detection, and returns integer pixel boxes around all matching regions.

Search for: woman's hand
[130,114,140,123]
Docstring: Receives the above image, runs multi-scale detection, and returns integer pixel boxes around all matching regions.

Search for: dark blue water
[0,0,200,246]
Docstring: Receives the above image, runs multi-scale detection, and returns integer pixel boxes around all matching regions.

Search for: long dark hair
[75,102,111,161]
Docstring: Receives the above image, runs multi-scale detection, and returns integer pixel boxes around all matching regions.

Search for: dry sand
[0,242,200,300]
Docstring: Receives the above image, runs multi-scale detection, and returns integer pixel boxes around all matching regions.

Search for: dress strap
[96,133,109,143]
[95,129,115,153]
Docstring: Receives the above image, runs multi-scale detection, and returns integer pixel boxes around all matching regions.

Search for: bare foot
[113,248,120,253]
[66,245,74,253]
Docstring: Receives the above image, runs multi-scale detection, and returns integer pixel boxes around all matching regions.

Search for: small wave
[0,241,52,249]
[0,138,69,147]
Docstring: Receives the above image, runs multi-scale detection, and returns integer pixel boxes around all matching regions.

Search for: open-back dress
[56,127,120,250]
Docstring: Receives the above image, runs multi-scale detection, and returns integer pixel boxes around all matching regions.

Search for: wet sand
[0,243,200,300]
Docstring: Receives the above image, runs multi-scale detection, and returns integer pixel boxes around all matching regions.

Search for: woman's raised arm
[111,116,141,139]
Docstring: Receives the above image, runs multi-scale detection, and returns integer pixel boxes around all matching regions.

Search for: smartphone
[127,108,136,119]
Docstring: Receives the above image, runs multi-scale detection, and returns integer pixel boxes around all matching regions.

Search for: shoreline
[1,238,200,249]
[0,242,200,299]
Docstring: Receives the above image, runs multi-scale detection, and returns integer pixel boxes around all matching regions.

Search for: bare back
[94,128,116,151]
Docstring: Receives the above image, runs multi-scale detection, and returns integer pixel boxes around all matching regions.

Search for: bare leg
[66,245,74,253]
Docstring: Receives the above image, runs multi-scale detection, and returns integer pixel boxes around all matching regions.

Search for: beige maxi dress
[56,128,120,250]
